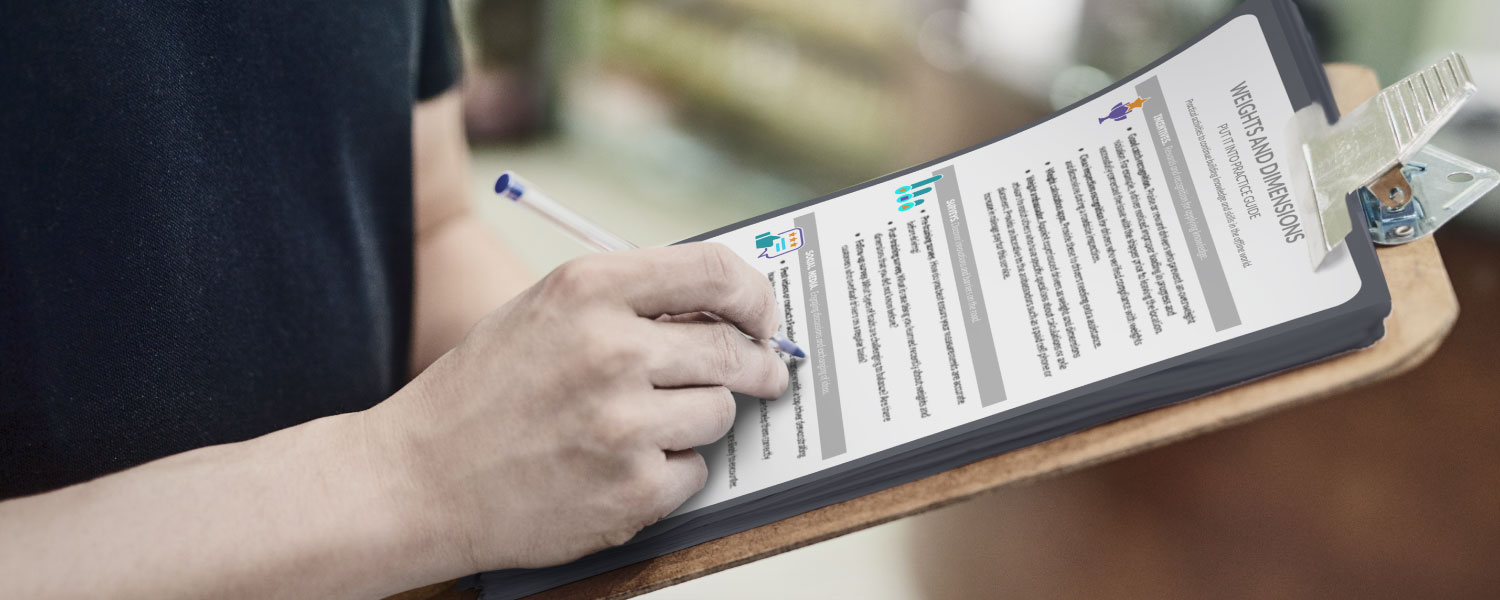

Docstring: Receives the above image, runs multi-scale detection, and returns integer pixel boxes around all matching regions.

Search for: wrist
[341,381,475,588]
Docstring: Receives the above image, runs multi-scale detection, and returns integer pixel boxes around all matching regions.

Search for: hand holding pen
[494,172,807,359]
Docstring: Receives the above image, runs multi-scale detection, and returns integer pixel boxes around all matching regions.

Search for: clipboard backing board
[389,63,1458,600]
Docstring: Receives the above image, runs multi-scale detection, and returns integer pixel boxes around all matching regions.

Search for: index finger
[599,243,781,339]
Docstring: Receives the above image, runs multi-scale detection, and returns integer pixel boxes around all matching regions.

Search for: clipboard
[389,62,1471,600]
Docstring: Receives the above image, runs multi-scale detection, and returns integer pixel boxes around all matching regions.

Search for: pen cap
[494,171,638,252]
[494,172,526,200]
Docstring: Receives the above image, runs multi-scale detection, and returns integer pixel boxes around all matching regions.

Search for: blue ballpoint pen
[494,172,807,359]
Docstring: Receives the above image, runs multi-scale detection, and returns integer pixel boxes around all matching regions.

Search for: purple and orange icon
[1099,96,1150,123]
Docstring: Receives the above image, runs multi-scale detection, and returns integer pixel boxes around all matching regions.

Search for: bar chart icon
[895,174,943,211]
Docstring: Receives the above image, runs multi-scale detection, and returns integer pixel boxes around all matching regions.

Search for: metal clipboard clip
[1291,52,1497,267]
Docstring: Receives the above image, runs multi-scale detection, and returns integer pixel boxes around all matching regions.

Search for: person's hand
[363,243,788,572]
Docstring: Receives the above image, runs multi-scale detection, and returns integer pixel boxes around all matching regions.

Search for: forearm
[408,88,534,374]
[0,401,453,600]
[410,212,534,372]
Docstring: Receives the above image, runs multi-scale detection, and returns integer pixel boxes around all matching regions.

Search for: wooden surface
[395,64,1459,600]
[906,227,1499,598]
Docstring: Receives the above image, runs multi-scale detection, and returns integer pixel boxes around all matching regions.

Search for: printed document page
[678,15,1362,513]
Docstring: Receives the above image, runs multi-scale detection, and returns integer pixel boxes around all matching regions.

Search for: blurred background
[451,0,1500,597]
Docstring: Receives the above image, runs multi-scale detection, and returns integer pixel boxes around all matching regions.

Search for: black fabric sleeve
[416,0,462,100]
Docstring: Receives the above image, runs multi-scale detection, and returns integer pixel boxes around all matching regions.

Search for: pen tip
[773,337,806,359]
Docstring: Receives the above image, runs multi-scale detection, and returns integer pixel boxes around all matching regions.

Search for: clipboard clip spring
[1301,52,1498,249]
[1358,145,1493,244]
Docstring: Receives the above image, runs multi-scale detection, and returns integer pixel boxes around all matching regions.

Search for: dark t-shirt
[0,1,461,499]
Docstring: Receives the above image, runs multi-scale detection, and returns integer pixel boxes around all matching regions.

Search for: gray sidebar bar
[1134,76,1241,331]
[931,166,1008,406]
[792,213,846,458]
